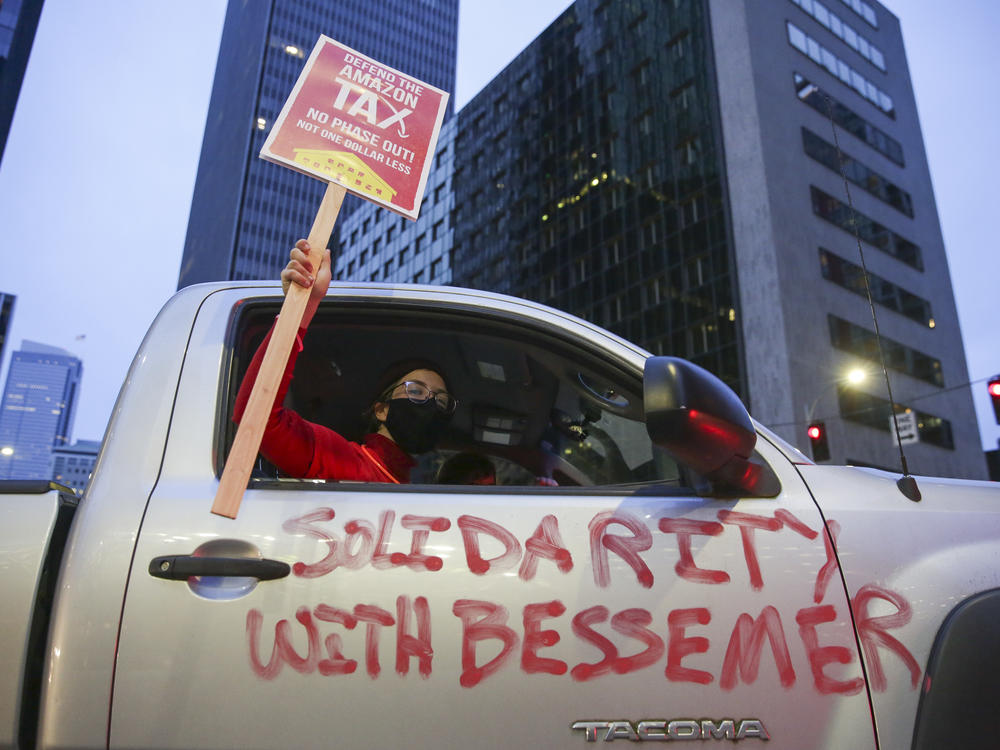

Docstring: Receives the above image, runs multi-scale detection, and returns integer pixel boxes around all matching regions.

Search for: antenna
[823,95,921,502]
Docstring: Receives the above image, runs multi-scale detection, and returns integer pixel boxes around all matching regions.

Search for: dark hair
[364,358,450,433]
[370,358,450,405]
[437,452,495,485]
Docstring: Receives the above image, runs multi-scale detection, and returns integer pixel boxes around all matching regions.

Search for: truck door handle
[148,555,291,581]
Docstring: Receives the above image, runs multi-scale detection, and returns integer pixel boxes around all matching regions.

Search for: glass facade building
[0,340,81,480]
[448,0,740,388]
[0,0,44,163]
[178,0,459,288]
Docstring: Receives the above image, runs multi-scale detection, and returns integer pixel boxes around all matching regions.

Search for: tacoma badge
[571,719,769,741]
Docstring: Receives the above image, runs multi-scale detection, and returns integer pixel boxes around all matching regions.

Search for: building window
[787,22,893,118]
[430,257,442,279]
[819,249,933,326]
[838,390,952,450]
[788,0,885,71]
[794,74,903,165]
[828,315,943,386]
[811,187,923,270]
[833,0,878,29]
[803,129,913,217]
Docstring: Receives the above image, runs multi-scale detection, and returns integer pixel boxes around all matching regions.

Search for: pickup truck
[2,281,998,750]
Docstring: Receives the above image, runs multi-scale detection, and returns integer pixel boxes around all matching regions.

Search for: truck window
[220,300,686,490]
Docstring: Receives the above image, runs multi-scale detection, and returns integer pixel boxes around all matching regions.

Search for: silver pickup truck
[2,281,998,750]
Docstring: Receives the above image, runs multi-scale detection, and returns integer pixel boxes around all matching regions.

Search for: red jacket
[233,323,414,483]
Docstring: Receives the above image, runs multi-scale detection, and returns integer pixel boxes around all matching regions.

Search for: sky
[0,0,996,457]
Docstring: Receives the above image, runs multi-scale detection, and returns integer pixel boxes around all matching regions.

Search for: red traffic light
[990,377,1000,424]
[807,421,830,462]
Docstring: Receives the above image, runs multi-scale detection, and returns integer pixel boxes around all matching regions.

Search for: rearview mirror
[644,357,779,497]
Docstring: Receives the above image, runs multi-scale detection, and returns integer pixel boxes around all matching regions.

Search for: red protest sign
[261,36,449,219]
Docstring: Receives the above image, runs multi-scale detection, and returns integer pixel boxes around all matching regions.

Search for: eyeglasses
[384,380,458,414]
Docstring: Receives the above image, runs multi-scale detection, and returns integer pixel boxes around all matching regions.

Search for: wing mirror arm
[643,357,780,497]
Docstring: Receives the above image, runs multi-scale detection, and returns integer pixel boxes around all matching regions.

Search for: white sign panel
[890,411,919,445]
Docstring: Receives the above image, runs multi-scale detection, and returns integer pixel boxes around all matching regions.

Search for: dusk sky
[0,1,996,457]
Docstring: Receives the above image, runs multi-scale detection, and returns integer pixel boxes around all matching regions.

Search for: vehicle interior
[220,298,687,490]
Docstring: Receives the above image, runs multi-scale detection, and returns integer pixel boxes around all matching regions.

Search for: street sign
[260,36,449,219]
[890,411,919,445]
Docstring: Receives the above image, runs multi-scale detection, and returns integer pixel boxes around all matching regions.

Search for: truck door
[110,293,877,750]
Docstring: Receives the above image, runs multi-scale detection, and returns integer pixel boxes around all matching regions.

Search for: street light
[845,368,866,386]
[803,366,868,462]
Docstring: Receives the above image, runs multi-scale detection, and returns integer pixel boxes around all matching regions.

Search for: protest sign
[213,38,448,519]
[260,36,449,219]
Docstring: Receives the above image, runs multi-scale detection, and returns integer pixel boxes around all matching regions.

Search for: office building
[178,0,459,288]
[0,0,44,163]
[0,340,82,480]
[50,438,100,493]
[335,0,985,479]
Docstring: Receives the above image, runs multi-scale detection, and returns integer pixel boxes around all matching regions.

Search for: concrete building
[177,0,458,288]
[0,340,81,480]
[335,0,985,478]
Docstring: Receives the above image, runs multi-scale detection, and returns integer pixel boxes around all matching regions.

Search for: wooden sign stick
[212,181,347,518]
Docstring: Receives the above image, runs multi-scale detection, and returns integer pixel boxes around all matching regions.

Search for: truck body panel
[0,282,992,749]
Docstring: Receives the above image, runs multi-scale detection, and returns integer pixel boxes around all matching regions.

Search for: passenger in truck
[233,239,456,483]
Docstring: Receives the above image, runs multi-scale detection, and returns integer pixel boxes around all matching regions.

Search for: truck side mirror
[644,357,779,497]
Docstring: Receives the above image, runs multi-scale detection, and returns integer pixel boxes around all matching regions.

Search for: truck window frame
[216,296,698,496]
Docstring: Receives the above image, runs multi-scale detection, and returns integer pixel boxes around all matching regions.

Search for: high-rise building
[0,0,44,164]
[0,340,82,480]
[51,438,100,493]
[178,0,459,288]
[334,0,986,479]
[0,292,14,366]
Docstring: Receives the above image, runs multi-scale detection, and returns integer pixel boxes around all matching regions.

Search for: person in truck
[233,239,456,483]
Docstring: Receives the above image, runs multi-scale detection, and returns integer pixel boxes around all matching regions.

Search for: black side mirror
[644,357,779,497]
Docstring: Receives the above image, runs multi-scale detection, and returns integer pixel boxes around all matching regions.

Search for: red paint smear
[390,515,451,571]
[570,606,616,682]
[611,608,664,675]
[453,599,519,687]
[283,508,339,578]
[396,595,433,678]
[589,511,654,588]
[340,519,375,569]
[314,604,358,676]
[354,603,395,679]
[720,606,796,690]
[665,607,713,684]
[853,584,921,691]
[795,605,865,695]
[522,600,568,675]
[658,518,729,585]
[246,607,319,680]
[815,520,841,604]
[519,514,573,580]
[372,510,396,570]
[774,508,819,540]
[717,510,782,591]
[457,514,521,575]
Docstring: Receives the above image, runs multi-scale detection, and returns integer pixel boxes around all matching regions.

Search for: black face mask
[384,398,451,455]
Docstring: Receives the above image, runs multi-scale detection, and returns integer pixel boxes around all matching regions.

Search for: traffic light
[989,376,1000,424]
[807,421,830,462]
